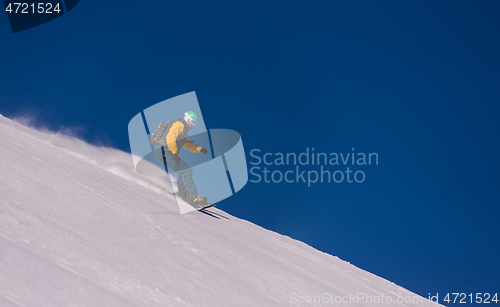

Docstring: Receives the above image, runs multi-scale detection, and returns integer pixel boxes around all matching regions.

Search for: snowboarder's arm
[165,122,185,154]
[183,136,202,153]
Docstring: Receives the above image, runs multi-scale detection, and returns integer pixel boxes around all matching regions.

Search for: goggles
[190,119,198,126]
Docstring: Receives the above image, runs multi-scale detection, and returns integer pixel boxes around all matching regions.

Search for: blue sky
[1,1,499,304]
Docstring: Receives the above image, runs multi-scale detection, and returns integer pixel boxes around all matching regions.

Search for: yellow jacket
[165,121,202,155]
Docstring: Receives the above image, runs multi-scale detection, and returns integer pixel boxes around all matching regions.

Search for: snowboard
[194,203,216,211]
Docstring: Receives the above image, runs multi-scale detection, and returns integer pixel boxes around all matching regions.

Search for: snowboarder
[153,111,210,210]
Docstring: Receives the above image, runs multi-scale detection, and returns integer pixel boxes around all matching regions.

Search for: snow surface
[0,115,441,307]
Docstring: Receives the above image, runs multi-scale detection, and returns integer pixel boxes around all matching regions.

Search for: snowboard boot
[187,195,209,210]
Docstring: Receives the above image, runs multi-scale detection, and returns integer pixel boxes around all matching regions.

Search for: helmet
[184,111,199,126]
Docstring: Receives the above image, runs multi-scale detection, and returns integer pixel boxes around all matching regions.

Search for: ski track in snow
[0,114,442,307]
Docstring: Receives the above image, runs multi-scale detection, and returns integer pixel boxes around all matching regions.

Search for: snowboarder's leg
[176,161,199,199]
[174,159,211,208]
[160,150,208,207]
[178,170,211,209]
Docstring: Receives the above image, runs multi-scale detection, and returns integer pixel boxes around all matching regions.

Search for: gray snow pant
[155,146,198,198]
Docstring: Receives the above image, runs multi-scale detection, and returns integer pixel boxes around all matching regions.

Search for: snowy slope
[0,114,441,307]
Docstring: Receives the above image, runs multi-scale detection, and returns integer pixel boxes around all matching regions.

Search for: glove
[200,148,208,155]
